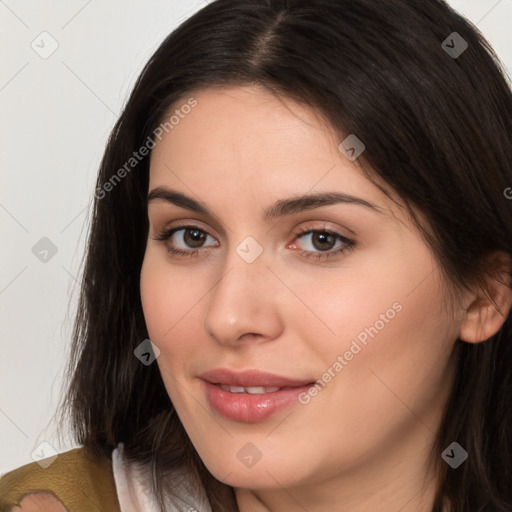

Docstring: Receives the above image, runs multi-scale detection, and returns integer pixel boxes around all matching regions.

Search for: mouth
[199,368,316,423]
[200,368,315,388]
[217,385,287,394]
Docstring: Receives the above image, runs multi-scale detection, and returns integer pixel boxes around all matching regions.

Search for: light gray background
[1,0,511,474]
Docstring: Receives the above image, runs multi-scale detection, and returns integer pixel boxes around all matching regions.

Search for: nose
[203,246,284,347]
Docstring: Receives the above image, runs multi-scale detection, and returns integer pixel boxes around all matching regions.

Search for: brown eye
[310,232,337,251]
[152,225,218,257]
[292,228,355,261]
[182,228,207,248]
[295,229,348,253]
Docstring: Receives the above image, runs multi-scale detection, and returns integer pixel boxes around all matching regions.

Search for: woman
[1,0,512,510]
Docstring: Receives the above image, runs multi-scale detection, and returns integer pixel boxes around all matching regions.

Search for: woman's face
[140,85,462,497]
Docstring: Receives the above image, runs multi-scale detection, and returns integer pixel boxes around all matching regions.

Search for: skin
[12,492,68,512]
[139,85,511,512]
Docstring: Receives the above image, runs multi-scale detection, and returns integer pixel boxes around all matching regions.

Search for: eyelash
[152,224,355,261]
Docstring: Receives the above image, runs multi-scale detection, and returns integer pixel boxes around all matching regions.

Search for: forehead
[147,85,405,224]
[151,87,360,183]
[152,85,336,161]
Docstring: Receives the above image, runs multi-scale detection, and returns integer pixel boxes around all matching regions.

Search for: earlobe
[459,251,512,344]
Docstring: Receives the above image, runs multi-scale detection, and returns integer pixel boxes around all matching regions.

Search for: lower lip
[202,380,313,423]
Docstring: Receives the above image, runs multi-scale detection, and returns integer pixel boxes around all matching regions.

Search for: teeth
[246,386,280,394]
[227,385,245,393]
[219,385,281,394]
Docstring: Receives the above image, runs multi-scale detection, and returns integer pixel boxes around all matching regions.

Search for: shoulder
[0,446,121,512]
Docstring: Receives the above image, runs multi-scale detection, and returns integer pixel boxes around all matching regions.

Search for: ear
[459,251,512,343]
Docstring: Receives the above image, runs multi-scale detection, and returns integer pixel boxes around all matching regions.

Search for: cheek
[297,244,455,422]
[140,248,201,342]
[140,251,216,377]
[140,254,193,350]
[284,251,414,368]
[140,256,202,409]
[309,274,455,442]
[140,257,170,339]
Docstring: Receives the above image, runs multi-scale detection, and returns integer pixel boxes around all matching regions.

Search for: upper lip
[200,368,314,388]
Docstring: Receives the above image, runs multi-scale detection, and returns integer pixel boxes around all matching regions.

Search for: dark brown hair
[53,1,512,510]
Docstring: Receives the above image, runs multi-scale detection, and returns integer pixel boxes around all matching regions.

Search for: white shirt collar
[112,442,213,512]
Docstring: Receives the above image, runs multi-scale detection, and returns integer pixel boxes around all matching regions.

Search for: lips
[200,368,316,422]
[200,368,314,388]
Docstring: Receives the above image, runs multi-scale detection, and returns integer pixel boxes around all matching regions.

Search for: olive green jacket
[0,447,121,512]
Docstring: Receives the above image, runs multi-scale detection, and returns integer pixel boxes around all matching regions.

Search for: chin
[200,453,305,490]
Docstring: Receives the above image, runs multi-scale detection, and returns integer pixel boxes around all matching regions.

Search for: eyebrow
[147,186,385,220]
